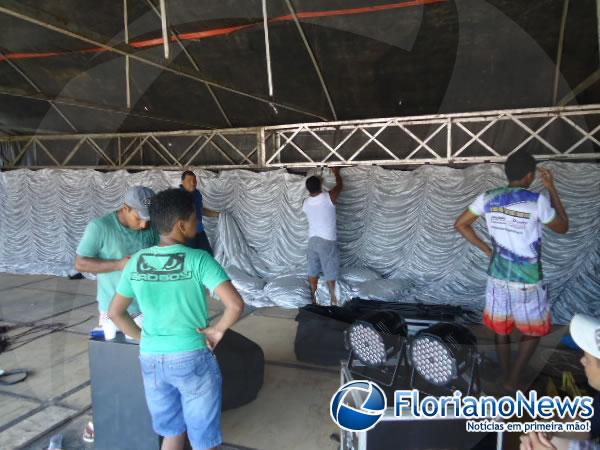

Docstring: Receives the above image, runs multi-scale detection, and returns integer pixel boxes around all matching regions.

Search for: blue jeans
[140,349,223,450]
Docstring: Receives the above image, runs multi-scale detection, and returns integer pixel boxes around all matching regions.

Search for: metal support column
[553,0,570,105]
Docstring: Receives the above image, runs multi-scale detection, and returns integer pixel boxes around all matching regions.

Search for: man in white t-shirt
[302,167,343,305]
[455,150,569,392]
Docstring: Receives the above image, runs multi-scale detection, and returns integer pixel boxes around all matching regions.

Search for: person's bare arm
[202,207,220,218]
[197,281,244,350]
[454,210,492,257]
[108,293,140,340]
[75,255,130,274]
[329,167,344,204]
[539,168,569,234]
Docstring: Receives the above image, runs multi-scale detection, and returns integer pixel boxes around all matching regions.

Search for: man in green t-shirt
[109,188,244,450]
[76,186,159,338]
[76,185,159,443]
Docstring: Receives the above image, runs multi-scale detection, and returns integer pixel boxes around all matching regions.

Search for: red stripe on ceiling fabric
[271,0,445,22]
[0,0,445,62]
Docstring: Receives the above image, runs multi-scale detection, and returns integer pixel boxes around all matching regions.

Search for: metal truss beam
[264,104,600,168]
[0,105,598,170]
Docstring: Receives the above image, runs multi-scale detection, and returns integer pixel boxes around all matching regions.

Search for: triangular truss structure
[1,104,599,169]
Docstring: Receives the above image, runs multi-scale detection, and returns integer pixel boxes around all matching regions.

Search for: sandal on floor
[48,433,63,450]
[0,368,28,385]
[82,421,94,443]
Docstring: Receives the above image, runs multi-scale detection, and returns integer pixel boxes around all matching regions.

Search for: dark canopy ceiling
[0,0,598,135]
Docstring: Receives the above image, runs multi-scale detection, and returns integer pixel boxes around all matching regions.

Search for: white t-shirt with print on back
[469,187,556,283]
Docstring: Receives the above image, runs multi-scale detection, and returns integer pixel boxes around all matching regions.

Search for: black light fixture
[346,310,409,387]
[409,322,480,396]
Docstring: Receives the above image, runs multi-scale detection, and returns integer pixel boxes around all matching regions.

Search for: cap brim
[570,314,600,359]
[134,209,150,221]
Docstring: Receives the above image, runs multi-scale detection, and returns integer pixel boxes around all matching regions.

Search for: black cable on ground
[1,316,95,352]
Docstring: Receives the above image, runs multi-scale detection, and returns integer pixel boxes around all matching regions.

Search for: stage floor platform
[0,273,579,450]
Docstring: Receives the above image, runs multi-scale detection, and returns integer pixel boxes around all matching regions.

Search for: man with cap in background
[520,314,600,450]
[75,185,159,443]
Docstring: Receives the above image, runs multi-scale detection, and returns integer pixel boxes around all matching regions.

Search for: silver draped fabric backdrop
[0,163,598,323]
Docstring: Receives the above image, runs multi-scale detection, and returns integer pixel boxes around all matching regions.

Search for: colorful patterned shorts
[483,277,552,337]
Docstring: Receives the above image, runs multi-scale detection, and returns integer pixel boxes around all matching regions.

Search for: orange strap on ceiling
[0,0,445,62]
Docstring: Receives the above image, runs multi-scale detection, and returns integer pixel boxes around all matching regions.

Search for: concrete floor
[0,273,582,450]
[0,273,340,450]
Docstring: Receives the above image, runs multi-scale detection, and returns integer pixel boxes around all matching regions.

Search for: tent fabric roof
[0,0,599,135]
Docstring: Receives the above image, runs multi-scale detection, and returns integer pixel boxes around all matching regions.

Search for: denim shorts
[307,236,339,281]
[139,349,223,449]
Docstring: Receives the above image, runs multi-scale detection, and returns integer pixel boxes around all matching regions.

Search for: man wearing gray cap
[76,185,159,336]
[75,186,159,442]
[520,314,600,450]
